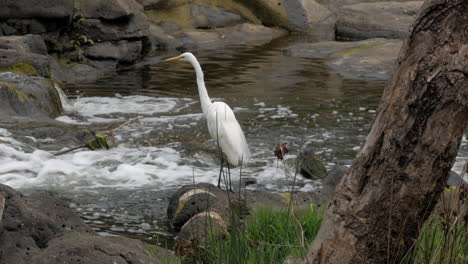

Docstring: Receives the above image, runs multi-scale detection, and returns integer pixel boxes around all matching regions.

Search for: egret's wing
[207,103,250,166]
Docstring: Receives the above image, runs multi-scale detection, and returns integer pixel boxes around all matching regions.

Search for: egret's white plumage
[164,52,250,168]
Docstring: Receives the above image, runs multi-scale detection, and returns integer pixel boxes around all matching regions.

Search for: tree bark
[305,0,468,263]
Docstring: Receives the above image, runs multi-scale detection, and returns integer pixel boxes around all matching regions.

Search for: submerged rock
[299,150,328,180]
[336,1,423,40]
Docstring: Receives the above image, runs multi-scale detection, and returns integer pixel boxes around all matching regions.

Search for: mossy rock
[0,62,41,77]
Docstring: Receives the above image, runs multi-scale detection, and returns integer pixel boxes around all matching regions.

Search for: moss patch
[335,40,385,56]
[0,62,40,77]
[0,81,26,103]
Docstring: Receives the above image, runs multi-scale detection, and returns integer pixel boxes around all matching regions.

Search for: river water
[0,37,466,246]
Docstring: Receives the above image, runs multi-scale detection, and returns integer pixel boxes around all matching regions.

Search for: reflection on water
[2,36,466,246]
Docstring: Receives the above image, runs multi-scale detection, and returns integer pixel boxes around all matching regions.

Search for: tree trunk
[305,0,468,263]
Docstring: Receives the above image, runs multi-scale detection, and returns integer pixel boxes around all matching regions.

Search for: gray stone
[191,4,244,29]
[283,255,302,264]
[0,19,49,35]
[0,184,91,264]
[299,150,328,180]
[29,233,162,264]
[176,211,228,242]
[160,22,182,33]
[146,24,183,51]
[0,34,48,55]
[78,15,148,43]
[284,38,402,80]
[0,0,74,19]
[0,72,63,119]
[84,40,143,64]
[0,49,50,78]
[77,0,144,20]
[214,23,287,46]
[336,1,423,40]
[0,192,4,223]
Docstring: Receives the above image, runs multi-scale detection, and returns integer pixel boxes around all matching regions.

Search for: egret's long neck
[190,58,211,116]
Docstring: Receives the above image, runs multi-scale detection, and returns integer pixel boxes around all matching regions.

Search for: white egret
[164,52,250,188]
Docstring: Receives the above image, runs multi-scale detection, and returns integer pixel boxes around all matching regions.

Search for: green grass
[199,205,324,264]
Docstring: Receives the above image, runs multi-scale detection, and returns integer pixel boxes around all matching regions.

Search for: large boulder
[336,1,423,40]
[0,35,48,55]
[191,3,244,29]
[0,49,50,78]
[29,233,163,264]
[181,23,287,49]
[298,150,328,180]
[284,38,402,80]
[136,0,169,9]
[0,72,63,119]
[0,184,91,264]
[0,0,74,19]
[236,0,332,32]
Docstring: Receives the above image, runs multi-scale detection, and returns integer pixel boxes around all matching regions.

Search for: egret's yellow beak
[164,55,183,62]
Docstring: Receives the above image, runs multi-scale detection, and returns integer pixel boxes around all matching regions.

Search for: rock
[284,38,402,80]
[0,34,47,55]
[0,0,74,19]
[447,171,467,187]
[0,49,50,78]
[147,24,183,51]
[85,40,143,64]
[167,183,227,231]
[78,18,147,42]
[176,211,228,242]
[77,0,144,20]
[0,72,63,119]
[0,192,4,223]
[336,1,423,40]
[49,57,110,83]
[191,4,244,29]
[216,23,288,46]
[0,184,91,264]
[237,0,331,32]
[325,165,348,189]
[326,39,401,80]
[299,150,327,180]
[29,233,162,264]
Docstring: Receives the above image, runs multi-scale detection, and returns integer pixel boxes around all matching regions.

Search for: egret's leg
[217,157,224,188]
[227,162,233,192]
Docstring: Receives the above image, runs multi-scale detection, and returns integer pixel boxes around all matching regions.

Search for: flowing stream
[0,37,466,247]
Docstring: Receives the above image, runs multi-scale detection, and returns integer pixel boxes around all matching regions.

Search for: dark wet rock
[29,233,162,264]
[0,49,50,78]
[78,17,148,42]
[167,183,228,231]
[284,38,402,80]
[49,57,110,83]
[84,40,144,64]
[447,171,467,187]
[0,184,91,264]
[0,72,63,119]
[336,1,423,40]
[77,0,144,20]
[298,150,327,180]
[0,192,4,223]
[325,165,348,189]
[160,22,182,33]
[0,34,48,55]
[0,0,74,20]
[191,4,244,29]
